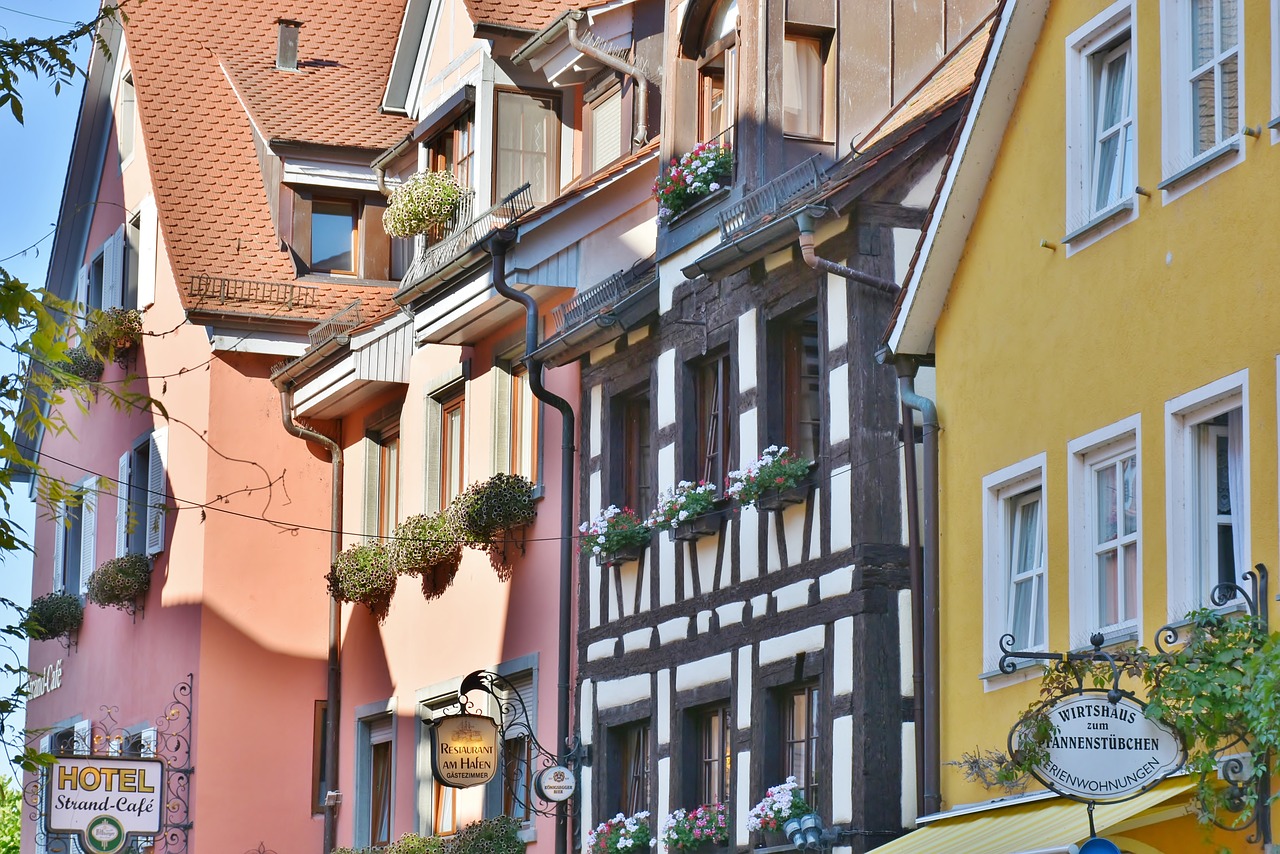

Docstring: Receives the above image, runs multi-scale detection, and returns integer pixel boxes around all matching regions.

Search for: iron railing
[550,259,657,335]
[401,184,536,290]
[308,300,363,348]
[716,154,826,240]
[189,274,319,310]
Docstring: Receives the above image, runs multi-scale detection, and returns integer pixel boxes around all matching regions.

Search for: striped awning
[872,779,1193,854]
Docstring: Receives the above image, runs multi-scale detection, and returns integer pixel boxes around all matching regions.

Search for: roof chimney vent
[276,19,303,71]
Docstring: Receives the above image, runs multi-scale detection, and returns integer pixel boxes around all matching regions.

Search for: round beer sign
[1017,692,1184,803]
[534,765,576,802]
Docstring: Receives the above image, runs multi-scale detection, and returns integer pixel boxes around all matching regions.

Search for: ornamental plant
[586,811,653,854]
[445,815,526,854]
[644,481,719,533]
[383,170,464,238]
[25,592,84,642]
[390,512,464,600]
[725,446,813,509]
[453,473,537,579]
[327,541,398,622]
[89,307,143,367]
[53,345,104,388]
[579,506,651,560]
[653,141,733,222]
[660,803,729,850]
[745,777,810,832]
[86,553,151,611]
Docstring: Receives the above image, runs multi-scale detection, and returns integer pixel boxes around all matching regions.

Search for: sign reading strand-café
[46,756,165,854]
[1019,692,1185,803]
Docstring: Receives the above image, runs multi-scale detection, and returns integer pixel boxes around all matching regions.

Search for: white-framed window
[1064,1,1137,247]
[355,701,396,848]
[117,68,136,166]
[1068,415,1141,646]
[1159,0,1244,195]
[117,429,167,559]
[1272,0,1280,141]
[1166,371,1248,618]
[982,454,1048,676]
[51,477,97,599]
[493,357,541,486]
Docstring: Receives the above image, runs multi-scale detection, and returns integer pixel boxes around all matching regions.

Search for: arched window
[696,0,737,143]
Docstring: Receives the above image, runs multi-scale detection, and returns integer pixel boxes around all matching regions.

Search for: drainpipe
[900,394,925,818]
[566,11,650,144]
[794,211,900,297]
[276,385,344,854]
[894,359,940,817]
[485,229,576,854]
[372,134,417,198]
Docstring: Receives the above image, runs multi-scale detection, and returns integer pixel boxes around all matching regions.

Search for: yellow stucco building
[879,0,1280,850]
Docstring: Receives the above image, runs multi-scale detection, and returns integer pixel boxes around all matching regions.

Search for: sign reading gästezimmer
[431,713,499,788]
[46,756,165,854]
[1024,693,1184,803]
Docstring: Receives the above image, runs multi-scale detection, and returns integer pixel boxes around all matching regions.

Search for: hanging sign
[1016,692,1184,803]
[431,713,500,788]
[534,765,576,802]
[45,756,165,854]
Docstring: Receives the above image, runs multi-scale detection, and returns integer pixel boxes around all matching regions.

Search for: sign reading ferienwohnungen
[46,756,165,854]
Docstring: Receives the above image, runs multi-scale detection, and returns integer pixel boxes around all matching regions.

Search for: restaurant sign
[431,713,499,788]
[46,756,165,854]
[1018,692,1185,803]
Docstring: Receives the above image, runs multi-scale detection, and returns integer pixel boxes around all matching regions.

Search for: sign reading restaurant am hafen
[431,713,499,788]
[1020,692,1185,803]
[46,756,165,854]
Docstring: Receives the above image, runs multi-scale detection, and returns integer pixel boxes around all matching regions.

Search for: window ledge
[1163,599,1248,631]
[979,654,1047,685]
[1070,626,1139,653]
[1157,139,1241,191]
[1062,197,1136,245]
[664,186,732,228]
[1269,116,1280,131]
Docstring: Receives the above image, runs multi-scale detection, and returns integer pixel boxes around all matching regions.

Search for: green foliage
[25,592,84,641]
[389,512,464,597]
[53,345,104,388]
[644,481,719,533]
[446,815,526,854]
[327,541,397,622]
[89,306,143,367]
[453,473,537,546]
[86,553,151,610]
[725,446,813,508]
[0,5,123,124]
[944,748,1029,795]
[390,833,447,854]
[0,776,20,854]
[580,505,651,561]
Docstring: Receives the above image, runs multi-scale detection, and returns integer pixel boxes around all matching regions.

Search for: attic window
[311,199,358,275]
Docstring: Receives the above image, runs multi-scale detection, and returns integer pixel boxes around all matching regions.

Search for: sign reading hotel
[46,756,165,854]
[1021,692,1185,803]
[431,713,499,788]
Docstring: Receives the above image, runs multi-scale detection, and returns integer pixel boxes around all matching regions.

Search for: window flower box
[452,472,536,579]
[654,141,733,223]
[390,512,464,601]
[327,540,398,623]
[582,505,651,566]
[90,307,143,367]
[660,803,730,852]
[383,169,463,238]
[86,553,151,615]
[753,480,812,512]
[727,447,815,510]
[53,344,104,389]
[646,481,724,542]
[26,592,84,647]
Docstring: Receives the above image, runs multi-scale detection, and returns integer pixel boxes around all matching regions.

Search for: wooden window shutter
[51,503,66,592]
[146,428,168,556]
[137,195,158,309]
[102,224,126,310]
[116,452,131,557]
[423,397,443,513]
[79,486,97,597]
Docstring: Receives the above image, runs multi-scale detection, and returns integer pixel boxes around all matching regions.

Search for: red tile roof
[125,0,413,323]
[462,0,579,33]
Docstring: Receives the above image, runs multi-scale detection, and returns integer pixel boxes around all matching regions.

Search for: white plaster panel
[696,609,713,633]
[675,652,732,692]
[820,566,854,600]
[738,505,760,581]
[773,578,812,612]
[581,767,594,842]
[657,349,676,427]
[834,617,854,695]
[893,228,918,285]
[738,310,757,393]
[623,627,654,653]
[809,487,822,558]
[901,722,918,828]
[694,529,720,587]
[830,464,853,552]
[661,539,677,607]
[658,442,676,495]
[832,715,853,824]
[735,750,752,846]
[658,616,690,645]
[581,679,595,744]
[716,601,745,627]
[769,501,807,572]
[899,589,914,698]
[750,594,768,619]
[826,274,848,349]
[657,670,671,745]
[596,674,651,709]
[759,626,826,664]
[736,648,753,728]
[829,363,850,444]
[657,756,671,849]
[738,409,758,468]
[590,384,603,456]
[588,638,618,661]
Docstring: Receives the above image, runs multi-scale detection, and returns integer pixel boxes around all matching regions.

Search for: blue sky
[0,0,100,774]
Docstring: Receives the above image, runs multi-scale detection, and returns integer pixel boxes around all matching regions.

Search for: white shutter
[102,225,125,310]
[73,719,91,756]
[107,733,122,757]
[145,428,168,556]
[364,435,380,538]
[51,503,66,593]
[75,264,90,316]
[141,727,157,758]
[116,452,131,557]
[137,195,158,309]
[79,486,97,597]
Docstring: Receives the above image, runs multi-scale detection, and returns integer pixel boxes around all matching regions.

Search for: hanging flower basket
[654,141,733,223]
[86,553,151,613]
[390,512,464,601]
[726,446,814,510]
[53,345,105,389]
[26,592,84,644]
[383,170,463,238]
[89,307,143,367]
[581,505,651,566]
[452,473,537,580]
[327,541,398,622]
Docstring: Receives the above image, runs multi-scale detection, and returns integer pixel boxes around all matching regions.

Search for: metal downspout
[566,11,650,144]
[896,363,940,817]
[373,134,417,198]
[899,396,925,817]
[794,211,900,297]
[485,229,576,854]
[277,387,344,854]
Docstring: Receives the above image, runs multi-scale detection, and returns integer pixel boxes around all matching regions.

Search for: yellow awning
[873,779,1193,854]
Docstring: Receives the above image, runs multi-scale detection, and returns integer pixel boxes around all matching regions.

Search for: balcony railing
[308,300,363,348]
[716,154,826,240]
[400,184,536,291]
[189,274,319,309]
[550,259,658,336]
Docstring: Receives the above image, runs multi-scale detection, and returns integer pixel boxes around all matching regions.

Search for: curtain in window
[370,741,392,846]
[1226,408,1245,581]
[783,37,822,138]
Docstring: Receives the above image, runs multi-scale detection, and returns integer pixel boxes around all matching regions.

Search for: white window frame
[1272,0,1280,142]
[1067,415,1141,648]
[1166,371,1249,620]
[354,699,397,848]
[981,453,1048,680]
[1064,1,1138,252]
[1159,0,1245,200]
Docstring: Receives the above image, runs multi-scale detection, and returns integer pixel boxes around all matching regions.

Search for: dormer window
[495,90,560,205]
[311,198,359,275]
[426,110,476,189]
[783,32,828,139]
[698,0,737,144]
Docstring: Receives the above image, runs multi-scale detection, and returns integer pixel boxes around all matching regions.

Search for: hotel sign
[46,756,165,854]
[1019,692,1184,803]
[431,713,499,788]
